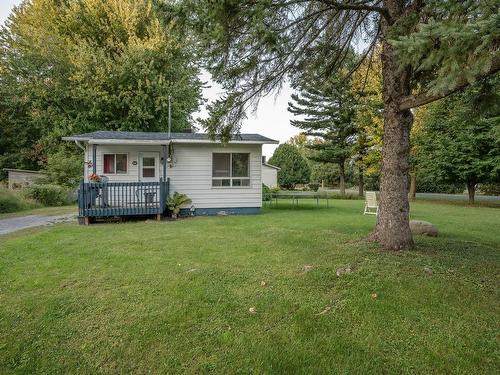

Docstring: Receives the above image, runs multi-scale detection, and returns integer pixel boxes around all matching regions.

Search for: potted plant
[166,192,192,219]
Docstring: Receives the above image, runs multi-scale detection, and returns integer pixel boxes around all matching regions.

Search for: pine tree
[288,77,357,195]
[189,0,499,249]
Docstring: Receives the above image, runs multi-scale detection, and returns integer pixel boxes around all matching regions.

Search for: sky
[0,0,299,157]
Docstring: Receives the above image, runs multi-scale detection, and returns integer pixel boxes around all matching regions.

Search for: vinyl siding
[84,143,262,208]
[262,165,278,187]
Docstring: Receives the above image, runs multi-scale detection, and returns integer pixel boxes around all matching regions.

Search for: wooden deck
[78,179,169,218]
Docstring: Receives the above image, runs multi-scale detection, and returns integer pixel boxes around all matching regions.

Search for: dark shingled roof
[63,131,278,143]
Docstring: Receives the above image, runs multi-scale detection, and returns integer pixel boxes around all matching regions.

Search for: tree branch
[317,0,391,23]
[399,56,500,110]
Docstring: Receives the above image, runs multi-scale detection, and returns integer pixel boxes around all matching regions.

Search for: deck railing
[78,178,169,217]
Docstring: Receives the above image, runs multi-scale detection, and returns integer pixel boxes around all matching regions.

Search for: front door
[139,152,160,182]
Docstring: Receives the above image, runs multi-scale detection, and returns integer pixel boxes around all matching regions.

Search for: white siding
[85,143,262,208]
[262,165,278,188]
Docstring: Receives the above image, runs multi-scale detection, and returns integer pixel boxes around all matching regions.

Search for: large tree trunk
[467,181,475,204]
[370,20,414,249]
[358,169,364,198]
[409,171,416,200]
[339,161,346,196]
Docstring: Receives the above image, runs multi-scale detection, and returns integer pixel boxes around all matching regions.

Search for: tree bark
[467,181,475,204]
[358,169,364,197]
[339,161,346,196]
[409,171,416,200]
[370,13,414,249]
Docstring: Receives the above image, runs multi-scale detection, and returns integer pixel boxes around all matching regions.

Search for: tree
[351,45,384,196]
[269,144,311,189]
[414,78,500,204]
[0,0,202,174]
[190,0,499,249]
[288,74,357,196]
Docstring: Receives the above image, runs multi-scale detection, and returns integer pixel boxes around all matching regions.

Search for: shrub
[43,151,83,188]
[308,183,320,192]
[23,184,69,206]
[0,186,37,213]
[478,183,500,196]
[317,189,362,200]
[262,184,272,201]
[166,192,192,218]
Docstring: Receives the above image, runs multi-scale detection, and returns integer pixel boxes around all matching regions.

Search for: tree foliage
[414,77,500,203]
[0,0,202,176]
[188,0,499,249]
[288,69,357,194]
[269,143,311,189]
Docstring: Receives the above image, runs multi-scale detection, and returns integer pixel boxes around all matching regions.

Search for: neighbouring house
[62,131,278,222]
[261,156,280,188]
[3,168,47,189]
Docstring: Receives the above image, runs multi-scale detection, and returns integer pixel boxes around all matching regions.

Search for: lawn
[0,205,77,219]
[0,200,498,374]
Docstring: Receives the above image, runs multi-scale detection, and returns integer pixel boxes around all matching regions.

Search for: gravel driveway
[0,214,76,235]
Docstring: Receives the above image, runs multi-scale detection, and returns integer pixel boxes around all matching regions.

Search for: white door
[139,152,160,182]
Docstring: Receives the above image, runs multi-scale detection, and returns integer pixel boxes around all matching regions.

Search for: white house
[63,131,278,220]
[261,157,280,188]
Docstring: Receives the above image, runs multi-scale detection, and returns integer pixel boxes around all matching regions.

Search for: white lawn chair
[364,191,379,215]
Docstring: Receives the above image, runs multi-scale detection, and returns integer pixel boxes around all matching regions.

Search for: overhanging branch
[399,56,500,110]
[317,0,391,23]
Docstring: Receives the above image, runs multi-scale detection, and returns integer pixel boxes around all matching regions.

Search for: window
[212,153,250,187]
[103,154,127,174]
[142,157,156,178]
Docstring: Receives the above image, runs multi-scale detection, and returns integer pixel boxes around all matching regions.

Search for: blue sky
[0,0,298,156]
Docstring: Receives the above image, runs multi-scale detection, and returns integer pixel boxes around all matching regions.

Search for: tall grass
[0,186,39,214]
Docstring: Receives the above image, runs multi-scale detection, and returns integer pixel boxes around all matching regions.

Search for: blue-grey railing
[78,178,169,217]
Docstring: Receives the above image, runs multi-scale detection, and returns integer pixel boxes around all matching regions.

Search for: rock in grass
[249,307,257,314]
[303,265,314,272]
[336,266,353,277]
[410,220,438,237]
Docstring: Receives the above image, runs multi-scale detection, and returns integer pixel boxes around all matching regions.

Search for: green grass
[0,204,77,219]
[0,200,498,374]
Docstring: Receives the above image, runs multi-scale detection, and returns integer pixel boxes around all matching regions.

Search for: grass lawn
[0,200,498,373]
[0,205,77,220]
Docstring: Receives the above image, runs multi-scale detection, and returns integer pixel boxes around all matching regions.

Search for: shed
[3,169,47,189]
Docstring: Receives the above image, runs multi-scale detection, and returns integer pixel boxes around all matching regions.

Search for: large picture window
[103,154,127,174]
[212,153,250,187]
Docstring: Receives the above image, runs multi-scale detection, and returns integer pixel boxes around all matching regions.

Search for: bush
[262,184,272,201]
[317,189,363,200]
[308,183,320,192]
[478,183,500,196]
[43,151,83,188]
[0,186,37,213]
[23,184,69,206]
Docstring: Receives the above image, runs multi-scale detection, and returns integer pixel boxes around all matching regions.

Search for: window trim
[103,153,128,175]
[211,152,251,188]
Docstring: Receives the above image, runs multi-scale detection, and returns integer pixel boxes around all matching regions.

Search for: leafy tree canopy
[0,0,202,176]
[414,77,500,203]
[269,143,311,189]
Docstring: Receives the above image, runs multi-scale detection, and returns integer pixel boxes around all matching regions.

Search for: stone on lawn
[336,266,353,277]
[410,220,438,237]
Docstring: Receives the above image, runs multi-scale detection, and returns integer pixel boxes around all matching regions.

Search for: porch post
[162,144,167,180]
[92,144,97,174]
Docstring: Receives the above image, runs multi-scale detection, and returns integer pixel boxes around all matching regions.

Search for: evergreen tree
[189,0,499,249]
[269,144,311,189]
[288,77,357,195]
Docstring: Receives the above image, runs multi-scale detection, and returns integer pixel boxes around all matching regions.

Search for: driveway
[0,214,76,235]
